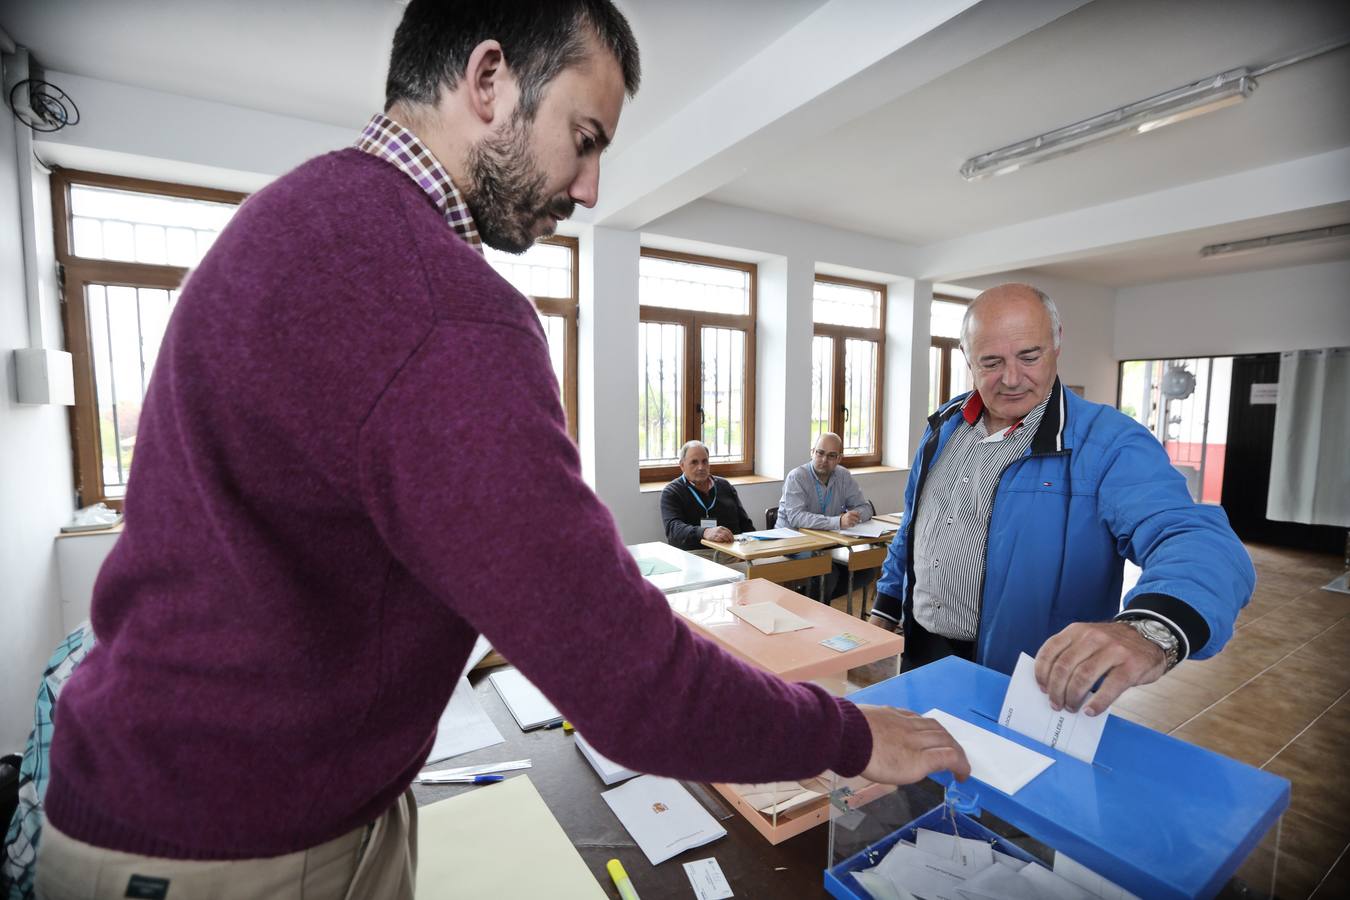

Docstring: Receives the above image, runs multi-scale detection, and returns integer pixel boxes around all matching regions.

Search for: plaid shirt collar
[354,113,482,253]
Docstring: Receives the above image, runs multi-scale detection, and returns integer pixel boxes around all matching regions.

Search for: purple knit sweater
[45,150,872,859]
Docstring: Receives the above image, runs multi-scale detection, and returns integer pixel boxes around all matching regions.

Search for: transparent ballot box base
[824,780,1283,900]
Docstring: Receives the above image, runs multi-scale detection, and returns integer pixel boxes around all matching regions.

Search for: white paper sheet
[728,601,814,634]
[737,527,803,540]
[839,519,897,538]
[601,775,726,866]
[1053,852,1142,900]
[870,840,977,900]
[683,858,734,900]
[922,709,1055,795]
[425,676,505,764]
[489,668,563,730]
[999,652,1110,763]
[957,861,1043,900]
[574,732,639,785]
[914,828,994,869]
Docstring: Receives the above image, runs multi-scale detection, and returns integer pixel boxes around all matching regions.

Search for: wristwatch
[1120,616,1181,671]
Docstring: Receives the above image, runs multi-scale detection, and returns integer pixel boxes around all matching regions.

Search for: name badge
[700,518,717,530]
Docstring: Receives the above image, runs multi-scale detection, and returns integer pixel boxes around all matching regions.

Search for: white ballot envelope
[922,709,1054,795]
[999,652,1110,763]
[728,601,813,634]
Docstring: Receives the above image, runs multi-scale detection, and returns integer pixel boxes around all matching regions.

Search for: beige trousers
[35,789,417,900]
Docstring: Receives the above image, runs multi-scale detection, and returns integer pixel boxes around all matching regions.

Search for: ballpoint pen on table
[431,774,504,785]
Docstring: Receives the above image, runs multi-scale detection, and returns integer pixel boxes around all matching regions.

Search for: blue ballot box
[824,656,1289,900]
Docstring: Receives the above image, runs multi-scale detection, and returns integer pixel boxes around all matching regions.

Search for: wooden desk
[701,534,834,599]
[799,527,897,617]
[873,511,903,525]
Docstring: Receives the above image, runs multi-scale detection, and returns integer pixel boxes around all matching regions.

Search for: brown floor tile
[1134,668,1231,708]
[1277,810,1350,873]
[1239,614,1338,657]
[1172,706,1290,768]
[1310,845,1350,898]
[1113,687,1196,733]
[1286,694,1350,763]
[1264,741,1350,836]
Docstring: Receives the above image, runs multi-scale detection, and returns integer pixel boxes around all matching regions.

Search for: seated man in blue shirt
[777,432,877,600]
[661,440,756,551]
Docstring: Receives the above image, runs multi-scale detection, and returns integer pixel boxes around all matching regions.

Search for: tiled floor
[834,542,1349,899]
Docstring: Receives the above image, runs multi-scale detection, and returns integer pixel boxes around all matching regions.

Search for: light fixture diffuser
[960,68,1256,181]
[1200,223,1350,258]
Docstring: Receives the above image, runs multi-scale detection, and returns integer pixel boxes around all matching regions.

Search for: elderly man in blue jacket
[868,283,1253,718]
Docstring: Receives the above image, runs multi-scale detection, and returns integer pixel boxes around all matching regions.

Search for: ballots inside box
[824,655,1289,900]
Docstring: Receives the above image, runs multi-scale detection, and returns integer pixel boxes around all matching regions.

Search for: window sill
[55,521,125,540]
[639,473,781,493]
[848,465,904,476]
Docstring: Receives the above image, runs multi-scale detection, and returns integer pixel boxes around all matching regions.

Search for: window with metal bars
[929,295,971,412]
[485,235,579,439]
[52,169,247,510]
[811,275,886,466]
[638,249,756,480]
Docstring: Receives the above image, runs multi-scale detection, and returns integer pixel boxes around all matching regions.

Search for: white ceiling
[1022,202,1350,287]
[3,0,1348,288]
[0,0,824,155]
[708,0,1350,246]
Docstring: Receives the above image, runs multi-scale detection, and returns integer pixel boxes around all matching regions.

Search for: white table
[627,541,745,594]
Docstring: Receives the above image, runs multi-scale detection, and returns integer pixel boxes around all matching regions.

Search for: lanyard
[812,474,833,514]
[683,476,717,516]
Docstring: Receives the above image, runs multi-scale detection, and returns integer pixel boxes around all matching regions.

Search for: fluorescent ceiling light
[960,68,1256,181]
[1200,224,1350,258]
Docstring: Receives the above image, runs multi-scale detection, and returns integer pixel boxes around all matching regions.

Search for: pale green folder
[415,774,605,899]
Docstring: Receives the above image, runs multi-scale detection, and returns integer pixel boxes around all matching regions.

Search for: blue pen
[436,774,504,785]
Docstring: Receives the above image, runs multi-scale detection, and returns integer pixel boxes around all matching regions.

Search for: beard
[462,113,575,254]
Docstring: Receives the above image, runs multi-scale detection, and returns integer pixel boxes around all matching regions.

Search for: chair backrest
[765,507,778,530]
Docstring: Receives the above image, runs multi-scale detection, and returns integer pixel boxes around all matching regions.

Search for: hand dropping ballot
[999,652,1110,763]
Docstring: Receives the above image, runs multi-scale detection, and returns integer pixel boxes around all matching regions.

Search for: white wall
[0,107,77,749]
[953,270,1119,406]
[1115,260,1350,360]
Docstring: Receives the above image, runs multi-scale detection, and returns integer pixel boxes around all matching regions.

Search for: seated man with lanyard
[776,432,878,600]
[661,440,755,552]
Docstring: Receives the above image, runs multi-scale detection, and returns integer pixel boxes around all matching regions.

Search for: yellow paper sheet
[415,774,605,899]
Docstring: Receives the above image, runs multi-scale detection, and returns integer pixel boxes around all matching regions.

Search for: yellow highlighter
[606,858,641,900]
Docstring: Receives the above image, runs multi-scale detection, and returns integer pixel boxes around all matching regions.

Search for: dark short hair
[385,0,641,118]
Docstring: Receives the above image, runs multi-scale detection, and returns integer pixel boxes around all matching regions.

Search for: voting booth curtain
[1266,347,1350,528]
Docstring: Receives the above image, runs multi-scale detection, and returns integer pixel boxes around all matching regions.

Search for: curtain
[1267,347,1350,527]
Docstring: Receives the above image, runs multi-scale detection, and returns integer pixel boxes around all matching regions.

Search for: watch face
[1137,619,1177,647]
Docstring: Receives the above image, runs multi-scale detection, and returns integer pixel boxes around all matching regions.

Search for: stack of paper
[574,732,639,785]
[999,652,1110,763]
[725,781,823,816]
[728,601,814,634]
[851,826,1094,900]
[489,668,563,730]
[839,519,897,539]
[601,775,727,865]
[426,677,505,764]
[736,527,803,540]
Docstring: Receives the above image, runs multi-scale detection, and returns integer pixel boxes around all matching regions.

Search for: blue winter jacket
[872,380,1254,676]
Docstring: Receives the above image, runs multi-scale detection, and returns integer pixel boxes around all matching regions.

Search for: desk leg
[846,568,854,618]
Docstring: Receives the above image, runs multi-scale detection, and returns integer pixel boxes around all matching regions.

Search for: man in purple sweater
[39,2,968,897]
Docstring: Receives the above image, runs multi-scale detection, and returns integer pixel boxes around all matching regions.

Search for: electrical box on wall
[15,347,75,405]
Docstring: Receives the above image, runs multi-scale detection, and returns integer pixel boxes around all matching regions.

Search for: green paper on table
[636,557,680,576]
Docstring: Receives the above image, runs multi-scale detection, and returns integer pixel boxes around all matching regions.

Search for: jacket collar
[930,377,1069,454]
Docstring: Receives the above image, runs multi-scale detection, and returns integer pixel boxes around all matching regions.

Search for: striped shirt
[910,390,1052,639]
[354,113,482,252]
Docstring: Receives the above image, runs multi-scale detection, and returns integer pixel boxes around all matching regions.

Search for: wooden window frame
[52,168,248,511]
[812,274,887,468]
[929,294,970,408]
[518,235,579,440]
[639,248,757,482]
